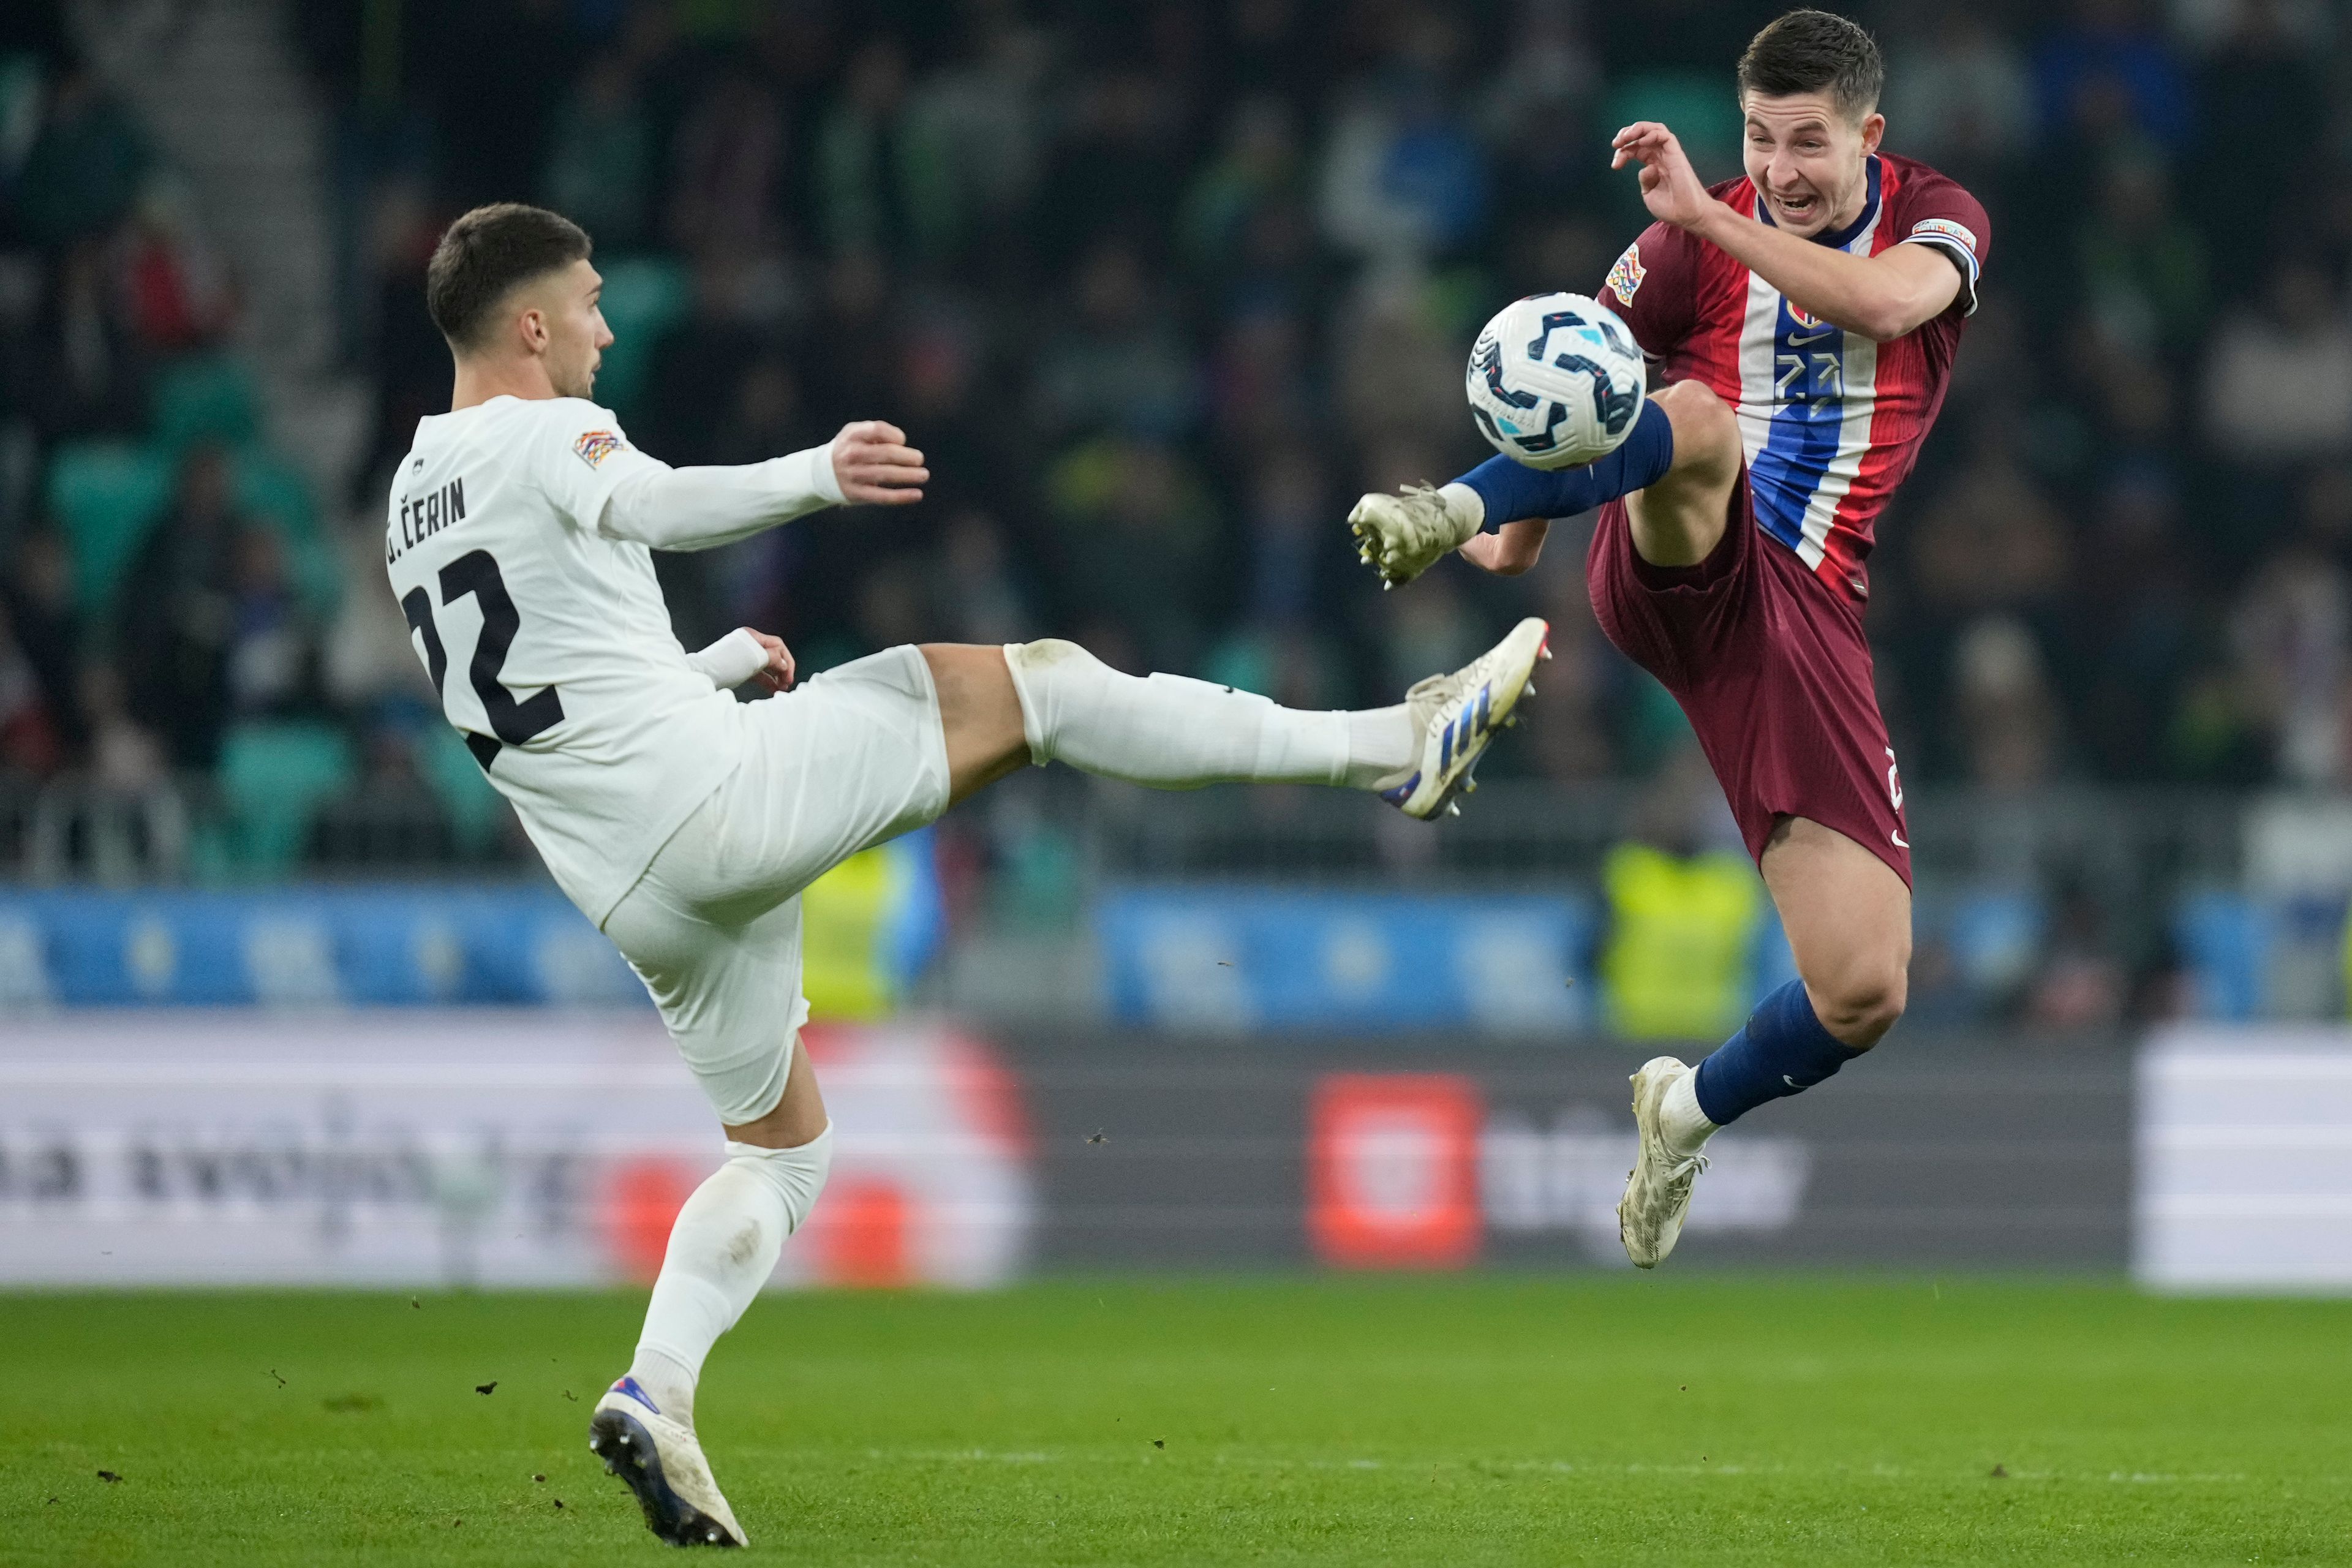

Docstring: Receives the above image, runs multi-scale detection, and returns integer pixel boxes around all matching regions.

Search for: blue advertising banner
[1096,887,1601,1034]
[0,886,644,1008]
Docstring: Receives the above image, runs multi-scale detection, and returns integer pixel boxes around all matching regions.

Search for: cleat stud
[1446,802,1462,818]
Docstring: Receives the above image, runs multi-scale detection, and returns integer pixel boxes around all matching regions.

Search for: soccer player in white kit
[388,204,1549,1547]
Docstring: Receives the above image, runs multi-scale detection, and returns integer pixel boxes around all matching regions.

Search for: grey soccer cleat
[589,1376,748,1548]
[1349,482,1483,588]
[1618,1055,1709,1268]
[1376,616,1550,820]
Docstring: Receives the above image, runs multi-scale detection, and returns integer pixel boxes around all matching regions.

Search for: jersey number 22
[401,549,564,770]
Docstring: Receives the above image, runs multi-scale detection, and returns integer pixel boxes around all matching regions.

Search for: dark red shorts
[1586,465,1911,886]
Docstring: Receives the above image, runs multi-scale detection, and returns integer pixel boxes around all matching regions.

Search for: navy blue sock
[1691,979,1865,1127]
[1456,398,1676,527]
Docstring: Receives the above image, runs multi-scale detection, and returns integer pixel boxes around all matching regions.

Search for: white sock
[1003,640,1405,790]
[1661,1070,1718,1158]
[630,1126,834,1428]
[1346,704,1414,784]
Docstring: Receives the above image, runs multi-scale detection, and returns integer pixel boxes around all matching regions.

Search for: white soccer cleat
[589,1376,748,1548]
[1349,483,1483,588]
[1618,1055,1709,1269]
[1376,616,1550,820]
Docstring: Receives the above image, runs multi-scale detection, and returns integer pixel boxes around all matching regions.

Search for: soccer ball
[1464,292,1646,470]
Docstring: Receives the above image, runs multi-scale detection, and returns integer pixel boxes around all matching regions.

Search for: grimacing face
[1741,89,1883,239]
[515,257,612,399]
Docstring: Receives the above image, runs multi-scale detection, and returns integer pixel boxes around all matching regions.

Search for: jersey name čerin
[386,475,468,566]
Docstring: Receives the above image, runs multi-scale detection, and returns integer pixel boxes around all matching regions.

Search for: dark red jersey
[1599,152,1989,598]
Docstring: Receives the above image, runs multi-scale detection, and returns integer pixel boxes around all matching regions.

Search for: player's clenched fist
[1348,483,1483,589]
[829,420,928,505]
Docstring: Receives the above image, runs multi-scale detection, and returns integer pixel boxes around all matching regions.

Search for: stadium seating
[1604,73,1744,181]
[230,446,341,617]
[149,354,262,452]
[411,722,507,856]
[587,255,690,417]
[43,363,336,625]
[43,439,174,619]
[214,720,357,874]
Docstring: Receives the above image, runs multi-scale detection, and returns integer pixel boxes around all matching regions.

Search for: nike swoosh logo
[1782,1074,1802,1088]
[1890,830,1909,848]
[1787,328,1835,345]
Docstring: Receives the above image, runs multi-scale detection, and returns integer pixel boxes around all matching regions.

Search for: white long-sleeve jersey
[385,394,843,923]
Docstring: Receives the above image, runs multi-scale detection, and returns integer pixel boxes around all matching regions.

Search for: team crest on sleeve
[572,429,626,469]
[1907,217,1978,258]
[1604,243,1646,307]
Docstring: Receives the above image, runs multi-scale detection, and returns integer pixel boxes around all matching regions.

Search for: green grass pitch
[3,1276,2348,1565]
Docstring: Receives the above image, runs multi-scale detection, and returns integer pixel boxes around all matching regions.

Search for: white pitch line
[805,1450,2264,1485]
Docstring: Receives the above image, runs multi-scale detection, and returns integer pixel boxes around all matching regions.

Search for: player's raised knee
[1648,380,1740,478]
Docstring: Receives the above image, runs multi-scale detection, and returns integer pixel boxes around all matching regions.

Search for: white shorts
[601,646,952,1125]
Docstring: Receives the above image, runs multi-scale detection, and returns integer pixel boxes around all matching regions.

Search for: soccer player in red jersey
[1348,10,1988,1266]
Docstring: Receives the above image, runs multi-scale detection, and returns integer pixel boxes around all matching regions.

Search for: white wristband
[684,628,768,690]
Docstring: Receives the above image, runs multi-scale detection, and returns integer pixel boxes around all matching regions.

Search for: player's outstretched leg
[962,617,1550,821]
[591,1046,833,1547]
[1618,817,1909,1267]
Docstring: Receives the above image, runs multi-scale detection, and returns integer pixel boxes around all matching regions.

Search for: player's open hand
[744,628,796,692]
[1611,122,1715,232]
[831,420,928,506]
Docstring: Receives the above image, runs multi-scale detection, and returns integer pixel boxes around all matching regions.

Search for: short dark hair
[425,203,593,353]
[1736,9,1882,123]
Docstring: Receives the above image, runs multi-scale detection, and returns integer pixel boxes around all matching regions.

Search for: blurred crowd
[2,0,2352,832]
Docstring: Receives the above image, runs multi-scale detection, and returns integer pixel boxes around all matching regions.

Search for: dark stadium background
[0,0,2343,1295]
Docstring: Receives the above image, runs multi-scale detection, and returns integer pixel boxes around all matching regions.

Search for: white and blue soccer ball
[1464,292,1647,470]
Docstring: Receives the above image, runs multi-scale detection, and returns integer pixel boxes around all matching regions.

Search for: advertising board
[0,1016,2136,1283]
[1013,1033,2133,1271]
[0,1012,1034,1288]
[2135,1024,2352,1291]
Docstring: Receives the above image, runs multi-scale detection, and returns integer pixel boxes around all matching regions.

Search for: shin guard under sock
[1691,980,1864,1127]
